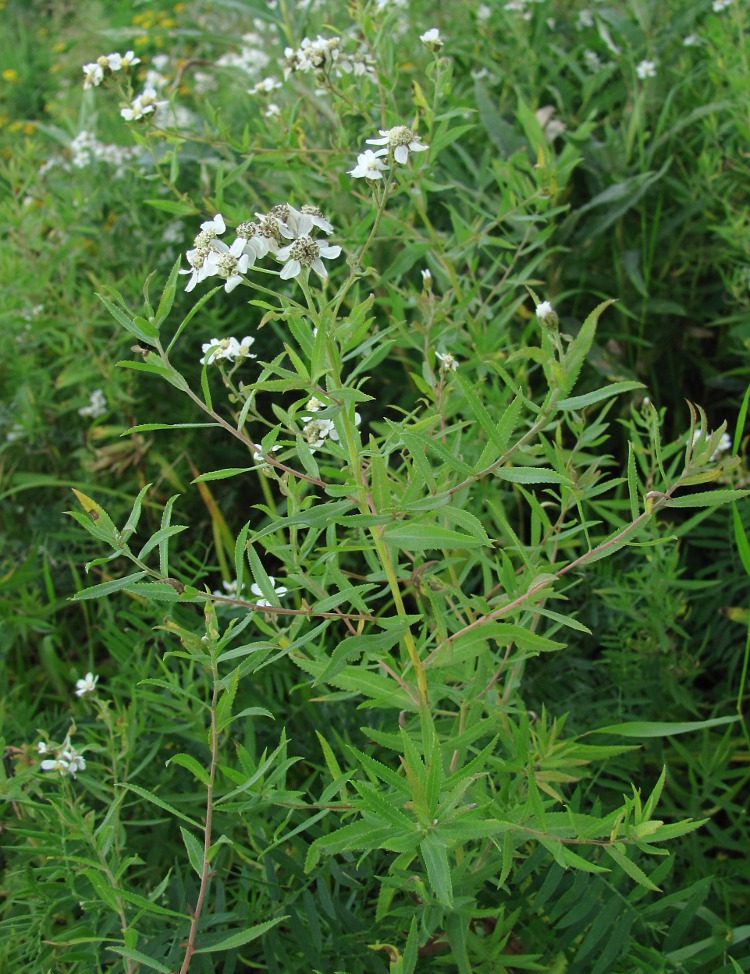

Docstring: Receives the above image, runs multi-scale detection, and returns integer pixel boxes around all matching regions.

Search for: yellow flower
[2,68,19,83]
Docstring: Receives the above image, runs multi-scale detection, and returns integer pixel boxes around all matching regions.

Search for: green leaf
[420,832,453,907]
[107,948,171,973]
[604,844,660,891]
[627,442,639,520]
[560,299,616,397]
[494,467,573,486]
[192,467,254,483]
[193,916,287,954]
[98,291,159,345]
[121,483,152,542]
[557,380,643,410]
[117,358,189,392]
[591,715,740,737]
[180,826,204,877]
[120,783,202,829]
[70,571,148,600]
[665,489,750,508]
[384,522,491,550]
[166,753,211,787]
[143,199,196,215]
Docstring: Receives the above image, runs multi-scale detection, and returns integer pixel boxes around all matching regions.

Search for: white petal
[280,259,301,279]
[319,244,342,258]
[310,258,328,279]
[394,145,408,164]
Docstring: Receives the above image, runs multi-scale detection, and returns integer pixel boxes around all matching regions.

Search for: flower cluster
[282,35,341,78]
[182,205,341,292]
[38,736,87,777]
[82,50,140,89]
[301,409,361,453]
[212,576,289,608]
[635,59,657,80]
[200,336,256,365]
[121,87,165,122]
[349,125,429,182]
[78,389,107,419]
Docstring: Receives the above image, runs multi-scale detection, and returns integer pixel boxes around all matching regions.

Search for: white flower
[200,336,257,365]
[265,203,333,238]
[535,300,558,327]
[37,741,50,754]
[82,62,105,89]
[583,49,602,72]
[691,428,732,461]
[250,577,289,607]
[78,389,107,419]
[40,736,86,777]
[253,444,282,470]
[348,149,389,180]
[420,28,443,52]
[265,102,282,119]
[252,76,282,93]
[366,126,429,165]
[120,87,164,121]
[75,672,99,697]
[213,579,238,597]
[576,9,594,29]
[712,0,732,10]
[120,50,140,68]
[211,237,251,292]
[305,396,325,412]
[276,236,341,281]
[436,351,458,372]
[421,268,432,286]
[302,417,338,449]
[635,60,657,80]
[200,213,226,236]
[683,34,701,47]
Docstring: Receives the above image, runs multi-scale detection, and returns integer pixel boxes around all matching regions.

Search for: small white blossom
[40,736,86,778]
[366,125,429,165]
[213,579,238,597]
[37,741,50,755]
[305,396,325,412]
[477,4,492,22]
[265,102,282,119]
[420,28,443,52]
[436,351,458,372]
[276,236,342,281]
[583,49,602,72]
[120,87,164,121]
[576,9,594,29]
[200,336,256,365]
[211,238,252,292]
[421,268,432,288]
[635,60,657,80]
[252,76,282,93]
[691,428,732,461]
[536,300,558,328]
[302,417,338,449]
[75,672,99,697]
[82,62,105,89]
[712,0,732,10]
[78,389,107,419]
[348,149,389,180]
[683,34,701,47]
[250,577,289,607]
